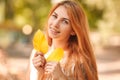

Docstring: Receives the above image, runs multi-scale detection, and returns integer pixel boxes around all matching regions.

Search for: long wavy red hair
[45,0,98,80]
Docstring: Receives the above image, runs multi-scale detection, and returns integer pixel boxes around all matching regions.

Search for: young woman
[27,0,98,80]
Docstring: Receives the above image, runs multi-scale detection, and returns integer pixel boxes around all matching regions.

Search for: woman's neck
[52,39,68,50]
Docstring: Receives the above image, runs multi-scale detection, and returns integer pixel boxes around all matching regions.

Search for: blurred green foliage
[79,0,103,30]
[0,0,52,49]
[3,0,51,31]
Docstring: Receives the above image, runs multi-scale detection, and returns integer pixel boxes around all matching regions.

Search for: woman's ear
[70,31,75,36]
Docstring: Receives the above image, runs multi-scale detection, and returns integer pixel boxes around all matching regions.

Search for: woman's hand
[32,52,46,71]
[45,62,67,80]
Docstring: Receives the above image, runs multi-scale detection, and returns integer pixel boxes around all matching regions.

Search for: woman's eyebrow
[53,12,70,21]
[63,18,70,22]
[53,12,57,15]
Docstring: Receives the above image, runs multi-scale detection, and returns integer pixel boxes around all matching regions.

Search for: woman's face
[48,6,73,41]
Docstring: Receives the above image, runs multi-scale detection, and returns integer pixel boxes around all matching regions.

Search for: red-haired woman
[26,0,98,80]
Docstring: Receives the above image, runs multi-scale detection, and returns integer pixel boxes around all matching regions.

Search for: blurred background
[0,0,120,80]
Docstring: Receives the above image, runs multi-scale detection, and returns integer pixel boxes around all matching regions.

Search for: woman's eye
[62,20,69,24]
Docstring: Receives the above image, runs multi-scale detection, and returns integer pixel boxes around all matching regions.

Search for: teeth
[52,29,58,33]
[51,30,58,34]
[50,28,59,33]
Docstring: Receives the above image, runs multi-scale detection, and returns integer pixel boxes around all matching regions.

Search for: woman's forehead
[53,6,70,19]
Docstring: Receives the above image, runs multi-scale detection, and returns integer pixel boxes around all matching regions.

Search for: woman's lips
[49,27,60,35]
[50,28,60,35]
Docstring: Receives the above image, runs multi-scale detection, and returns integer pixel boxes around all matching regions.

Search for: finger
[45,62,60,71]
[45,62,54,72]
[34,52,43,57]
[33,54,43,62]
[33,59,44,67]
[33,58,44,68]
[45,67,51,74]
[33,56,42,64]
[33,55,46,67]
[34,61,43,67]
[36,52,44,56]
[45,62,58,66]
[35,55,46,64]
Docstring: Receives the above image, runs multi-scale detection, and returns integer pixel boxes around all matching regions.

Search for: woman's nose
[52,19,60,28]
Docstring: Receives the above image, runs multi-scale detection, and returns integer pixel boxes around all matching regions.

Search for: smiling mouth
[50,27,60,34]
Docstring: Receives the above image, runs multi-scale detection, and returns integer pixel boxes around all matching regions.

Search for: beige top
[29,46,76,80]
[43,45,76,80]
[42,59,75,80]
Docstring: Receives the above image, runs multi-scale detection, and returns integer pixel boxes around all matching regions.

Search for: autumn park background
[0,0,120,80]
